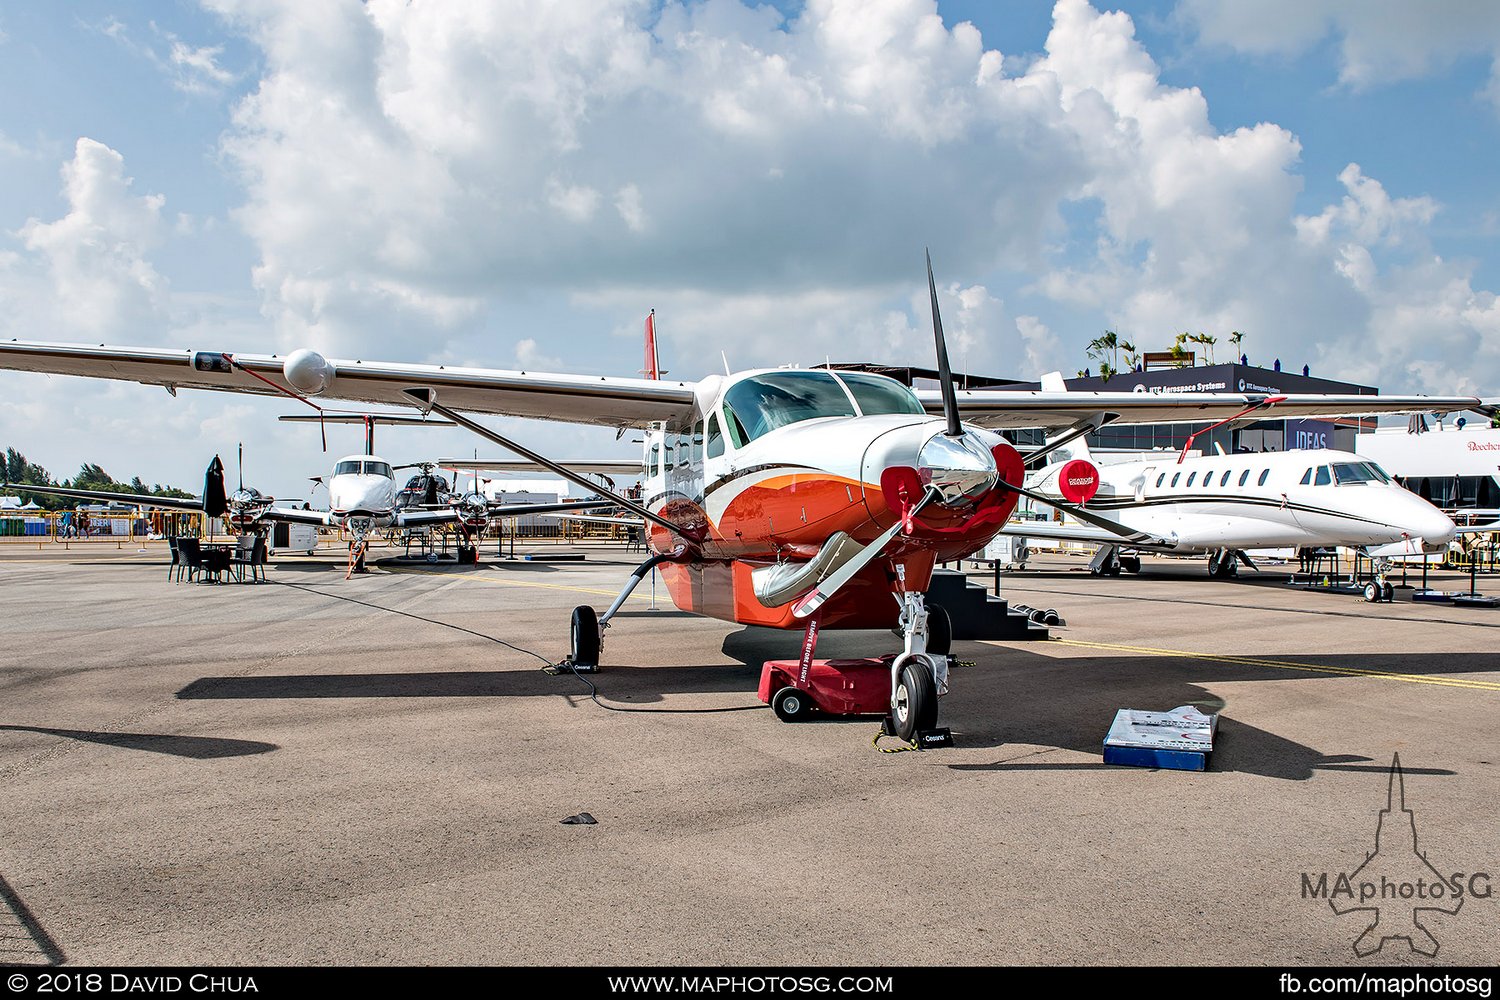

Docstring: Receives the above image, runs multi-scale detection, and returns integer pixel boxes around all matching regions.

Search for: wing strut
[401,388,696,540]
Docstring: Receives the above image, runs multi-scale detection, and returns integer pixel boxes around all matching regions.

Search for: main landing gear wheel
[1363,582,1381,603]
[1119,555,1141,574]
[891,660,938,742]
[570,605,600,667]
[772,686,814,722]
[927,604,952,657]
[1382,582,1395,602]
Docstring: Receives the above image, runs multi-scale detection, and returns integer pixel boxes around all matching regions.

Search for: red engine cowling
[1058,459,1100,505]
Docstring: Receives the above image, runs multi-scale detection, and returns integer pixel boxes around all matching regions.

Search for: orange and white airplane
[0,255,1481,738]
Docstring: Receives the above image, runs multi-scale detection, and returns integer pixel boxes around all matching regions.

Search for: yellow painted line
[383,565,656,603]
[1050,637,1500,692]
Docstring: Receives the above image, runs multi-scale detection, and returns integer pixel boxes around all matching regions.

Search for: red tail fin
[643,310,660,380]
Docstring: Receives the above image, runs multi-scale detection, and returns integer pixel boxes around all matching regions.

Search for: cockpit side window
[1300,468,1312,485]
[1314,466,1331,486]
[1331,462,1383,485]
[721,371,857,443]
[706,414,724,459]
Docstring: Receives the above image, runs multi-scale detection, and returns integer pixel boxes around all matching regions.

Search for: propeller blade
[792,488,939,618]
[926,248,962,438]
[1004,480,1173,547]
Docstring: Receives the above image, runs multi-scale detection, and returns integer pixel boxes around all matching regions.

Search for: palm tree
[1086,330,1121,379]
[1189,332,1218,365]
[1171,333,1194,366]
[1120,339,1139,371]
[1228,330,1245,364]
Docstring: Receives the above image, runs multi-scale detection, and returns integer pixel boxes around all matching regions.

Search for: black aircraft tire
[772,686,814,722]
[891,661,938,742]
[1382,582,1395,602]
[1363,582,1380,603]
[570,605,601,667]
[927,604,952,656]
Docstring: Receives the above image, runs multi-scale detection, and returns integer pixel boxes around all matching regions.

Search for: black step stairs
[925,568,1049,641]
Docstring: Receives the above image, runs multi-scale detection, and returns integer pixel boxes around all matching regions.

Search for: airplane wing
[0,341,698,429]
[0,482,204,511]
[998,518,1176,552]
[439,459,642,476]
[923,389,1484,429]
[395,499,617,529]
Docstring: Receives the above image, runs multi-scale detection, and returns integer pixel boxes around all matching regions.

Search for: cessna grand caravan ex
[0,258,1482,738]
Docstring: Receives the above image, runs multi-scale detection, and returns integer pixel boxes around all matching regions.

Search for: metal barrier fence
[0,510,208,547]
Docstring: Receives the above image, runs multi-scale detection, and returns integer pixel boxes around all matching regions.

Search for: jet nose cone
[918,431,997,507]
[1422,510,1457,547]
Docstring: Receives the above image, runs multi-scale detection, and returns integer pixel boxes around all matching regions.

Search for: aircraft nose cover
[1058,459,1100,505]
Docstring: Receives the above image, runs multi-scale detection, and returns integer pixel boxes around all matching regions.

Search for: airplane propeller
[926,248,963,439]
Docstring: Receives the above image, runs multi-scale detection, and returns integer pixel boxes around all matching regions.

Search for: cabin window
[706,415,724,459]
[1203,471,1213,488]
[1258,469,1270,486]
[648,442,662,476]
[1155,474,1165,488]
[834,372,926,416]
[1171,473,1181,487]
[1300,468,1312,485]
[1186,472,1197,487]
[1314,466,1331,486]
[1238,470,1250,487]
[691,423,704,464]
[1220,470,1232,487]
[721,371,856,443]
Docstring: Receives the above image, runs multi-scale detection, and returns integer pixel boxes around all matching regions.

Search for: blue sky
[1,0,1498,496]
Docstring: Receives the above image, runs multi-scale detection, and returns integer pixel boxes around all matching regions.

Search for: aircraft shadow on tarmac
[938,647,1477,781]
[0,725,277,759]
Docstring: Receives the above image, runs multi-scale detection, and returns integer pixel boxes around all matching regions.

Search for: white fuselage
[1029,448,1456,552]
[326,454,399,526]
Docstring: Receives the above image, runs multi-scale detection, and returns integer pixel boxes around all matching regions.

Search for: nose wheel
[885,591,953,747]
[890,660,938,741]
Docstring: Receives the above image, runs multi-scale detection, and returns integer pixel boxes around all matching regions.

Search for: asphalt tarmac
[1,542,1496,966]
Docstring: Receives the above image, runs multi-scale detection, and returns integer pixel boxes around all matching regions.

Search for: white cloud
[1176,0,1500,108]
[16,138,169,336]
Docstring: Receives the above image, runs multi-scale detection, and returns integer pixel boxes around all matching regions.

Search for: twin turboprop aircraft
[0,257,1484,738]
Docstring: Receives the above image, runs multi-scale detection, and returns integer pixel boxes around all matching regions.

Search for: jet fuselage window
[1238,470,1250,487]
[1156,474,1165,488]
[1258,469,1270,486]
[721,371,857,444]
[1314,466,1331,486]
[1220,471,1232,487]
[1203,471,1213,489]
[1171,473,1181,487]
[1186,472,1197,487]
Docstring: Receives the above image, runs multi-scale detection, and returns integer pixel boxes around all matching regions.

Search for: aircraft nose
[1409,500,1456,547]
[917,430,998,507]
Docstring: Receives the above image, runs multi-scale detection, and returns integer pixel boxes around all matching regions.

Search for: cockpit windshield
[722,371,856,445]
[335,460,393,478]
[1331,461,1389,485]
[835,372,926,417]
[719,370,924,446]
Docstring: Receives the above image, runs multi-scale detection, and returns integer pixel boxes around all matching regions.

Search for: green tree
[1228,330,1245,363]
